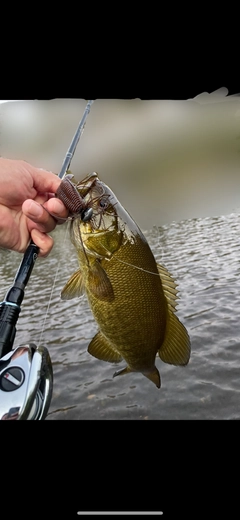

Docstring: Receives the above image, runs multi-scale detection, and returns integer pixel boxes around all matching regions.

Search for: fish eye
[99,197,109,209]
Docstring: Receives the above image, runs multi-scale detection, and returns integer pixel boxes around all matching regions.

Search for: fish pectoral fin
[61,268,85,300]
[88,332,122,363]
[88,261,114,302]
[158,311,191,366]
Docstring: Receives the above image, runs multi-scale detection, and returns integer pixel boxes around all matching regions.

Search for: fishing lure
[56,174,93,222]
[55,172,112,232]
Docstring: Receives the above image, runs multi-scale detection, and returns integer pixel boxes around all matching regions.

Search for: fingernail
[27,201,43,218]
[53,198,67,212]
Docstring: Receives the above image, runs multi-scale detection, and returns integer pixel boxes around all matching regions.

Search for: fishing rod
[0,99,94,420]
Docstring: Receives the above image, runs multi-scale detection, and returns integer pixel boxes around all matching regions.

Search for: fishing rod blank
[58,99,94,180]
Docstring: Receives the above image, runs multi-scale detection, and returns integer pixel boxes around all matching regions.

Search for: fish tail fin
[113,365,161,388]
[159,311,191,366]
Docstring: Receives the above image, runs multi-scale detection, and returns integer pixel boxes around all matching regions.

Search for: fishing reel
[0,343,53,420]
[0,242,54,420]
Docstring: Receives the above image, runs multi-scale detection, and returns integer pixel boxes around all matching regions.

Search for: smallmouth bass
[60,172,191,388]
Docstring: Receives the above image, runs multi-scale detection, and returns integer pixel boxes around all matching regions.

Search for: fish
[60,172,191,388]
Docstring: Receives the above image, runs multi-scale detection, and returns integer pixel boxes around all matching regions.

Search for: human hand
[0,158,69,257]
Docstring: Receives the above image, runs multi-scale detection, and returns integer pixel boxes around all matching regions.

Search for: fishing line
[92,234,161,276]
[79,229,161,277]
[110,256,161,276]
[37,222,71,347]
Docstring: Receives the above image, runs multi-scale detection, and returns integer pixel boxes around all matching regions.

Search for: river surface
[1,211,239,420]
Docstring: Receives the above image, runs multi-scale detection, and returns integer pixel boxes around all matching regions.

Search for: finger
[44,197,69,221]
[31,228,54,257]
[30,166,62,194]
[22,200,53,233]
[22,199,67,233]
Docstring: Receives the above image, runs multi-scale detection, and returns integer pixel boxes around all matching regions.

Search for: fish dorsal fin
[88,331,123,363]
[157,263,179,313]
[61,268,85,300]
[158,311,191,366]
[87,260,115,302]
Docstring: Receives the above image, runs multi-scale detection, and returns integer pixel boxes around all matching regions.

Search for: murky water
[1,211,239,420]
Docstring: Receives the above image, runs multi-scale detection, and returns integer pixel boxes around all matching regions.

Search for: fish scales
[85,236,167,366]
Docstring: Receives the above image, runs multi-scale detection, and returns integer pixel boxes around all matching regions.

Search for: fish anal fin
[88,332,122,363]
[61,268,85,300]
[88,261,114,302]
[159,311,191,366]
